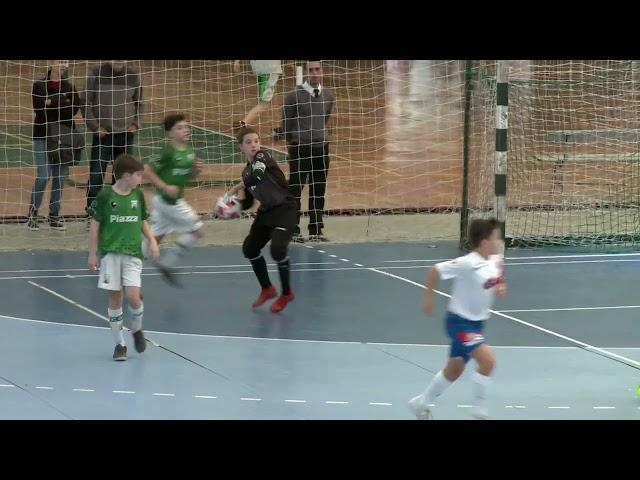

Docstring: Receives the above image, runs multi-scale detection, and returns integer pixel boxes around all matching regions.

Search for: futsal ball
[215,194,242,220]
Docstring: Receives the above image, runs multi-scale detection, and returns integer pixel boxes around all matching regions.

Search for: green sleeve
[88,190,106,222]
[148,146,170,172]
[140,190,149,220]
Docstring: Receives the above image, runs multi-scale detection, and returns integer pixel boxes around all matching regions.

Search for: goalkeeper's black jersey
[242,151,294,212]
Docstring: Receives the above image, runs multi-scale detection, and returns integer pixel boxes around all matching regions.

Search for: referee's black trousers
[287,143,330,235]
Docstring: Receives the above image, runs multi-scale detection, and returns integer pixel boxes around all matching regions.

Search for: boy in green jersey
[143,113,204,287]
[88,154,160,361]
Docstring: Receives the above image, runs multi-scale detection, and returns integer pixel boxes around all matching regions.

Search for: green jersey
[88,186,149,259]
[148,143,195,204]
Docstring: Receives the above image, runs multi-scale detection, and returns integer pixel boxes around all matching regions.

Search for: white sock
[472,371,492,412]
[129,303,144,333]
[161,232,199,267]
[108,308,125,346]
[422,370,453,403]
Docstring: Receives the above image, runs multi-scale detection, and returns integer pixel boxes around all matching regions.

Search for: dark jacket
[32,72,82,139]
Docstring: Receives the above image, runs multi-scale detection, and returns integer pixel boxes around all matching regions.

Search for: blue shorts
[445,312,486,364]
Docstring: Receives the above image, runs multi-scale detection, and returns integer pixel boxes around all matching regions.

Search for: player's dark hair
[113,154,143,180]
[236,126,259,144]
[164,113,186,132]
[469,218,502,249]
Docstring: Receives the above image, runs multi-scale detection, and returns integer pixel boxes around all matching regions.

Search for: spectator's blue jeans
[29,138,68,217]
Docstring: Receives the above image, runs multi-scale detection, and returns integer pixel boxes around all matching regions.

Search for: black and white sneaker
[291,233,306,243]
[27,214,39,231]
[49,216,66,231]
[132,330,147,353]
[308,232,329,242]
[113,344,128,361]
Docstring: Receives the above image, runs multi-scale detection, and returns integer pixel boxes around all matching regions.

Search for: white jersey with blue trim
[435,251,503,321]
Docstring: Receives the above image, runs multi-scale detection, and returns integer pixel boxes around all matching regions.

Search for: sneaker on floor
[291,233,306,243]
[157,263,182,288]
[308,233,329,242]
[270,292,295,313]
[49,216,66,231]
[471,408,489,420]
[408,395,433,420]
[26,214,39,231]
[252,285,277,308]
[132,330,147,353]
[113,344,128,361]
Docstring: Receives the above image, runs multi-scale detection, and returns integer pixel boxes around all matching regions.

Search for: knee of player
[193,227,205,239]
[242,239,260,259]
[125,289,142,308]
[476,352,496,374]
[270,244,288,263]
[482,356,496,374]
[444,362,465,381]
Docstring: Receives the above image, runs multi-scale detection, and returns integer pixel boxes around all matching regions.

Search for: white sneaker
[471,407,489,420]
[408,395,433,420]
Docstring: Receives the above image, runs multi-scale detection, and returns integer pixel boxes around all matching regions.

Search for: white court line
[340,259,350,262]
[325,401,349,405]
[285,399,307,403]
[317,250,326,253]
[4,266,376,281]
[240,397,262,401]
[152,393,175,397]
[383,252,640,263]
[113,390,136,394]
[593,406,616,410]
[5,258,638,281]
[547,406,571,409]
[0,262,338,274]
[27,282,162,349]
[368,268,640,370]
[2,310,638,351]
[354,263,364,267]
[499,305,640,313]
[369,402,392,406]
[0,384,15,388]
[457,404,472,408]
[194,395,217,399]
[73,388,95,392]
[35,386,54,390]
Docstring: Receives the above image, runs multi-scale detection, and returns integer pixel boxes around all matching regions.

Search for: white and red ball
[215,195,242,220]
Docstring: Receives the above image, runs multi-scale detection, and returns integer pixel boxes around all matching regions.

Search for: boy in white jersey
[409,218,506,420]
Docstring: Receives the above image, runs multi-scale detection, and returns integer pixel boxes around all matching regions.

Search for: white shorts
[150,195,203,237]
[98,253,143,291]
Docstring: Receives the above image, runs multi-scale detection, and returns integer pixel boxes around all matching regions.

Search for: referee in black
[281,60,335,242]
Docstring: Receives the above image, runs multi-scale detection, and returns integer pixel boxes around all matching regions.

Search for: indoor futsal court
[1,60,640,420]
[1,242,640,419]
